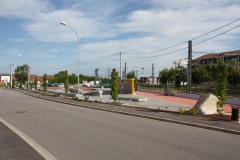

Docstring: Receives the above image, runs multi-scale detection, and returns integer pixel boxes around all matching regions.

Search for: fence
[139,83,240,98]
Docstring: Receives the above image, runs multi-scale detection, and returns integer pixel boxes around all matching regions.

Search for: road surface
[0,89,239,160]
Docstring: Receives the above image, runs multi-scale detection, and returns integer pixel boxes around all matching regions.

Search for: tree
[14,64,29,88]
[34,78,38,91]
[64,70,69,97]
[159,68,169,84]
[214,59,228,115]
[192,66,208,84]
[228,67,240,86]
[111,68,118,102]
[53,71,67,84]
[43,73,47,94]
[127,70,136,79]
[68,73,78,84]
[159,68,175,85]
[177,66,187,86]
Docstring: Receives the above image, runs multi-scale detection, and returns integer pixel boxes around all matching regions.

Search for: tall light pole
[60,21,80,99]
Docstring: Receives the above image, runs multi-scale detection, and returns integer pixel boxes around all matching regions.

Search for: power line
[193,24,240,46]
[124,18,240,56]
[124,41,187,55]
[191,18,240,41]
[124,22,240,59]
[31,53,119,70]
[124,47,188,58]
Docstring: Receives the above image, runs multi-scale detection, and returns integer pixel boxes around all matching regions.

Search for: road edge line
[0,116,57,160]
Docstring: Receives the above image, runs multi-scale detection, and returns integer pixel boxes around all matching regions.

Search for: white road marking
[0,116,57,160]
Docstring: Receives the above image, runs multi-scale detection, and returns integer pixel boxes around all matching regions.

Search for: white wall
[1,76,10,82]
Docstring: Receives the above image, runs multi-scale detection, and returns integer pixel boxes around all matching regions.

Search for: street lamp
[60,21,80,99]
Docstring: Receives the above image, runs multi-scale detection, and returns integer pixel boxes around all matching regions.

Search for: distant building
[0,74,10,83]
[140,76,158,84]
[194,50,240,65]
[29,75,43,85]
[140,77,147,83]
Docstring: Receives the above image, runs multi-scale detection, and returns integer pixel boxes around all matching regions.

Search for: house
[194,50,240,65]
[0,74,10,86]
[29,75,43,85]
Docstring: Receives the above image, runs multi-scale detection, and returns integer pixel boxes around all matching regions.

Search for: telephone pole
[120,52,122,79]
[10,64,14,88]
[187,40,192,93]
[152,63,154,85]
[124,62,126,79]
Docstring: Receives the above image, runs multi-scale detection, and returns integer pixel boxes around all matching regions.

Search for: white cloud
[0,0,240,75]
[0,0,51,19]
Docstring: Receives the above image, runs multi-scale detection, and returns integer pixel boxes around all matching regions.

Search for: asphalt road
[0,89,239,160]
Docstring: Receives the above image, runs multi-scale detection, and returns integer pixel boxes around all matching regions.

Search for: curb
[18,90,240,136]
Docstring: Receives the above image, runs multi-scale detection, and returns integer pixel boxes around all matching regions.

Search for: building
[29,75,43,85]
[194,50,240,65]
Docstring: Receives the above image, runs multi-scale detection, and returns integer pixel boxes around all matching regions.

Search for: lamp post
[60,21,80,99]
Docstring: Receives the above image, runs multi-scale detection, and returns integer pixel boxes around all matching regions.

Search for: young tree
[64,70,69,97]
[214,59,228,115]
[111,68,118,102]
[43,73,47,94]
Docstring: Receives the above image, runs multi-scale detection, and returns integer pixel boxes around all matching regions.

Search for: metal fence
[139,83,240,98]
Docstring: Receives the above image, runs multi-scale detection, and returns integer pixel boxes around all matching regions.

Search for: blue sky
[0,0,240,78]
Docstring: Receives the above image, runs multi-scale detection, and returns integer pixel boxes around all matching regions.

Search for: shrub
[190,107,198,116]
[84,96,89,101]
[44,92,51,96]
[178,107,185,115]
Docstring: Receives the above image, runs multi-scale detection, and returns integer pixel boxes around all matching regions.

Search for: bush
[84,96,89,101]
[44,92,51,96]
[190,107,198,116]
[178,107,185,115]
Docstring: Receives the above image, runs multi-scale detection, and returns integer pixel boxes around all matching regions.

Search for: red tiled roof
[195,53,218,60]
[220,50,240,57]
[195,50,240,61]
[30,75,43,82]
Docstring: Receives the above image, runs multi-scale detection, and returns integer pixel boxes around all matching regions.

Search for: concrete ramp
[194,94,218,115]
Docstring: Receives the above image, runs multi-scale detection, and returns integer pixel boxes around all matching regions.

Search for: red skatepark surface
[135,91,232,114]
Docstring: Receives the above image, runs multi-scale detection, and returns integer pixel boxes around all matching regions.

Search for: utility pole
[108,68,110,79]
[27,66,30,90]
[187,40,192,93]
[120,52,122,79]
[152,63,154,85]
[136,70,138,80]
[124,62,126,79]
[10,64,13,88]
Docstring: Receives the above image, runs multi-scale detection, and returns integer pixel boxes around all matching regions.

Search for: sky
[0,0,240,78]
